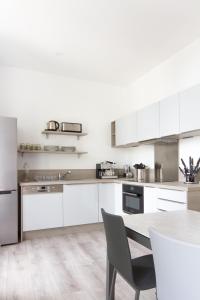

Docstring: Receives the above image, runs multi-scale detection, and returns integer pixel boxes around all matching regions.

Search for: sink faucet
[58,170,72,180]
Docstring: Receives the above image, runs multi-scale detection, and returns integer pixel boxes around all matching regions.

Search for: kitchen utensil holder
[185,173,196,184]
[137,169,146,183]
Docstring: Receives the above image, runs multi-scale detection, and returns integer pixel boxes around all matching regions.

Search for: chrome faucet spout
[58,170,72,180]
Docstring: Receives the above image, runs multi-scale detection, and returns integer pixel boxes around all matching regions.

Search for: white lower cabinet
[114,183,123,215]
[156,188,187,212]
[98,183,123,222]
[157,198,186,211]
[22,183,189,232]
[144,187,157,213]
[63,184,99,226]
[23,193,63,231]
[144,187,187,213]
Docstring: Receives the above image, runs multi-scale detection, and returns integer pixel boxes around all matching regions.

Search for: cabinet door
[159,94,180,137]
[115,112,137,146]
[99,184,115,222]
[144,187,157,213]
[137,102,159,141]
[114,183,123,215]
[23,193,63,231]
[98,183,123,222]
[63,184,98,226]
[180,84,200,133]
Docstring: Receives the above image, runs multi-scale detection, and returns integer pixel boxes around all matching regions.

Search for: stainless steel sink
[34,176,63,182]
[34,171,72,182]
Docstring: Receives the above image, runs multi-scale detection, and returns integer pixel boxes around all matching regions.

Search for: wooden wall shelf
[18,149,88,158]
[41,130,88,139]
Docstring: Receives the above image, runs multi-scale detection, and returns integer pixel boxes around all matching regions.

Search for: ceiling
[0,0,200,85]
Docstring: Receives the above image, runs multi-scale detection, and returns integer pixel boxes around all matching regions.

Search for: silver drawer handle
[157,208,166,212]
[158,198,185,205]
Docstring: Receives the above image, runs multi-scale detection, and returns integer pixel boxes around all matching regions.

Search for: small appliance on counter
[123,165,133,178]
[60,122,82,133]
[46,120,59,131]
[179,156,200,184]
[96,161,118,179]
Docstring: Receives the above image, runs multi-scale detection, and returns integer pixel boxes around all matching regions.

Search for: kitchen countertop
[123,210,200,244]
[19,178,200,191]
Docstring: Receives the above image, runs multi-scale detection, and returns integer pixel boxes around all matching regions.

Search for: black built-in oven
[123,184,144,214]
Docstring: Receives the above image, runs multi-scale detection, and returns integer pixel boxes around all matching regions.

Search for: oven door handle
[123,192,140,197]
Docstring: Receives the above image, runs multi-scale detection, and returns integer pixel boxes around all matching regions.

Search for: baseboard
[23,222,104,241]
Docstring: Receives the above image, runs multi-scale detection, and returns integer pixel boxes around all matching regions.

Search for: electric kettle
[46,120,59,131]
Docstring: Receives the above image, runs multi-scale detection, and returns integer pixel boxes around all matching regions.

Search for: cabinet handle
[0,190,13,195]
[157,208,166,212]
[123,192,139,197]
[158,198,185,205]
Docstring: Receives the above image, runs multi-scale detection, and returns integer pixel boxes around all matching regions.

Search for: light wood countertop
[20,178,200,191]
[123,210,200,245]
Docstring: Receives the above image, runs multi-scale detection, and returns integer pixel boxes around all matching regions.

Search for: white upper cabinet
[115,112,137,146]
[159,94,180,137]
[180,84,200,133]
[114,84,200,145]
[137,102,159,141]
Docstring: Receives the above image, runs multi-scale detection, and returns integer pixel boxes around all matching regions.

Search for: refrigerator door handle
[0,190,16,195]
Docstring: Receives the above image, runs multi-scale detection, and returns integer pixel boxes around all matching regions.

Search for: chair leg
[134,289,140,300]
[106,258,115,300]
[110,269,117,300]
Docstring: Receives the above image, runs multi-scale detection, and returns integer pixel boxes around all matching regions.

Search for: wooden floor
[0,225,156,300]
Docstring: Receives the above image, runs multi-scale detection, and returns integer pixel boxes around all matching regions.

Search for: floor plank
[0,227,156,299]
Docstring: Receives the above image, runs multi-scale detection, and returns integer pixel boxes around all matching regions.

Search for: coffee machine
[96,161,118,179]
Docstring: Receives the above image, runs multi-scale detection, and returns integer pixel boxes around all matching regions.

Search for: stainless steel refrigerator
[0,116,18,245]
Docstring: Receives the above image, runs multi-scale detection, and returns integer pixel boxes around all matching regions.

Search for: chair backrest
[101,209,134,285]
[149,227,200,300]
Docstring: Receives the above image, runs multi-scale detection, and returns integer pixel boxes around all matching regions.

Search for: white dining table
[106,210,200,300]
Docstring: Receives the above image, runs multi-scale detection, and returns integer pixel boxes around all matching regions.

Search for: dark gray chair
[101,209,156,300]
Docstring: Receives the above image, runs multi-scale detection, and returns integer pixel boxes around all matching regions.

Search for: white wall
[128,38,200,110]
[3,38,200,172]
[179,137,200,169]
[0,66,136,170]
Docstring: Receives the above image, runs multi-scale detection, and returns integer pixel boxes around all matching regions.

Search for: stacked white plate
[44,145,59,151]
[60,146,76,152]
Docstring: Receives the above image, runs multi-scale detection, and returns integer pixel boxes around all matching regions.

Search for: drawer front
[157,198,186,212]
[157,189,187,204]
